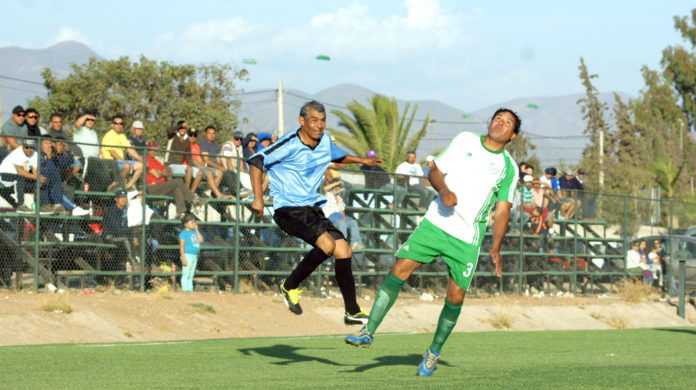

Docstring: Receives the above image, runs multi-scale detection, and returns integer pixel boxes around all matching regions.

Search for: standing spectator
[248,100,382,323]
[179,214,203,292]
[1,105,28,151]
[145,141,207,219]
[164,120,187,163]
[0,138,40,211]
[24,109,46,137]
[100,116,143,191]
[395,151,437,209]
[653,239,678,297]
[189,128,229,199]
[572,169,595,219]
[360,149,405,210]
[167,123,203,193]
[322,180,365,250]
[73,113,100,160]
[102,189,138,265]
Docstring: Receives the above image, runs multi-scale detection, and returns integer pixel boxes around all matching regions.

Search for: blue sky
[1,1,694,111]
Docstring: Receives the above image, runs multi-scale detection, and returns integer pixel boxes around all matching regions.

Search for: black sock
[335,257,360,314]
[284,247,329,290]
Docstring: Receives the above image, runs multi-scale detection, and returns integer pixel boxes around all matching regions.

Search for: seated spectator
[531,177,551,224]
[526,206,549,251]
[422,155,435,179]
[0,138,39,211]
[360,149,405,210]
[127,121,147,163]
[48,113,83,163]
[395,150,437,209]
[100,116,143,191]
[323,136,352,204]
[539,167,560,218]
[199,126,249,198]
[255,132,274,152]
[102,189,138,265]
[145,141,207,219]
[508,184,530,232]
[167,124,203,193]
[24,108,46,137]
[520,175,535,215]
[558,170,580,219]
[52,133,83,190]
[189,128,230,199]
[1,105,28,152]
[322,180,365,250]
[241,133,258,171]
[638,240,653,286]
[625,241,642,276]
[73,113,100,161]
[38,136,89,216]
[221,130,246,173]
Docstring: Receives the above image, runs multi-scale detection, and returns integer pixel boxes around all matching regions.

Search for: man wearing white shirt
[395,151,437,209]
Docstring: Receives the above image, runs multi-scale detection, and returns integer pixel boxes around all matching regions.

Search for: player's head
[299,100,325,119]
[487,108,520,145]
[298,100,326,142]
[491,108,521,135]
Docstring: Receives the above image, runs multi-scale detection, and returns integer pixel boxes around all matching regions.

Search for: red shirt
[190,143,203,166]
[146,155,166,186]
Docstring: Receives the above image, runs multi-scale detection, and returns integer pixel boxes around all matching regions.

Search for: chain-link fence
[1,136,694,303]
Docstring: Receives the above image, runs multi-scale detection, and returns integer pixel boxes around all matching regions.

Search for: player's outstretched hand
[490,249,502,278]
[440,189,457,207]
[251,197,264,218]
[362,157,383,166]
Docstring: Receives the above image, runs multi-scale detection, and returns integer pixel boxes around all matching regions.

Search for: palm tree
[327,94,429,172]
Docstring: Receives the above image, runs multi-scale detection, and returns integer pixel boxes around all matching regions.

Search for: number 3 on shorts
[462,263,474,277]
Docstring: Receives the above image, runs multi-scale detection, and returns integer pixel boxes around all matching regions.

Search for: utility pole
[277,81,284,136]
[599,128,604,191]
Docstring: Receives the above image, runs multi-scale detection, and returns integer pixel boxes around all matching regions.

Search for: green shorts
[395,218,480,291]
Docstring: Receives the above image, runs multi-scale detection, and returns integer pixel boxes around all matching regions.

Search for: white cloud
[46,27,90,47]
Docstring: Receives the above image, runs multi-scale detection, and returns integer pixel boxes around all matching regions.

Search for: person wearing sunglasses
[1,105,28,151]
[24,108,46,138]
[0,138,42,212]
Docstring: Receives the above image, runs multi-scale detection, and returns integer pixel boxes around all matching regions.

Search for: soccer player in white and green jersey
[345,108,521,376]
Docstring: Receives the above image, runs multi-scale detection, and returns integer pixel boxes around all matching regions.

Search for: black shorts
[273,205,344,246]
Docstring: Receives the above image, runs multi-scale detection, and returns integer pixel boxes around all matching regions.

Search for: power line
[0,84,46,94]
[0,75,45,86]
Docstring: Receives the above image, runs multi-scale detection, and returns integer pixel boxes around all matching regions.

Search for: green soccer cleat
[278,279,302,315]
[344,325,373,348]
[344,308,369,325]
[417,348,440,376]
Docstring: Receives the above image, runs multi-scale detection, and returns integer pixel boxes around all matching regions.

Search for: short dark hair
[491,108,521,134]
[112,114,124,122]
[25,108,39,116]
[181,213,196,226]
[299,100,325,118]
[177,120,186,127]
[205,126,216,133]
[50,113,62,121]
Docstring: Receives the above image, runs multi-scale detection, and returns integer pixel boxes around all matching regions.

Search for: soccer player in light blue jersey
[248,101,383,325]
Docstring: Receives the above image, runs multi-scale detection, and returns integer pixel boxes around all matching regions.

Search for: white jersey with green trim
[423,131,518,246]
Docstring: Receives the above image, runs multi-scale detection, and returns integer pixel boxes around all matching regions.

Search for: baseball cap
[426,155,434,162]
[544,167,556,175]
[233,130,244,140]
[577,168,586,175]
[22,138,37,147]
[187,128,198,137]
[114,189,127,198]
[12,105,25,115]
[523,174,533,182]
[366,149,376,158]
[146,141,158,148]
[132,120,145,130]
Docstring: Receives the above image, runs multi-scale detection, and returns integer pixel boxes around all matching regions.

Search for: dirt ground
[1,285,694,346]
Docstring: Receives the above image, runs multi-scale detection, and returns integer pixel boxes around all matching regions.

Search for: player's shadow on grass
[238,344,344,366]
[343,354,452,373]
[656,328,696,335]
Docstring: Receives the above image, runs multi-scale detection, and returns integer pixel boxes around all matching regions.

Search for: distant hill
[0,41,100,119]
[236,83,632,167]
[1,41,631,167]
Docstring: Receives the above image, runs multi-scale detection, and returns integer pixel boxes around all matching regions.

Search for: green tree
[505,132,538,169]
[28,56,248,144]
[327,94,429,172]
[662,9,696,133]
[577,57,613,193]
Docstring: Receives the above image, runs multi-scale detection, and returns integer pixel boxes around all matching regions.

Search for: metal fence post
[678,259,685,318]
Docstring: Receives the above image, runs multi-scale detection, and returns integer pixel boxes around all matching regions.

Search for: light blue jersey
[248,129,346,210]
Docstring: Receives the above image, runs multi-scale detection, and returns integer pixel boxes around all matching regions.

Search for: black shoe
[278,279,302,315]
[344,309,369,325]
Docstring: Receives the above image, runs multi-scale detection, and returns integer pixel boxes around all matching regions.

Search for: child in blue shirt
[178,214,203,292]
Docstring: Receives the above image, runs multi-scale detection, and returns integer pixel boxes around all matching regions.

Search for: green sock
[366,273,405,334]
[429,299,463,354]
